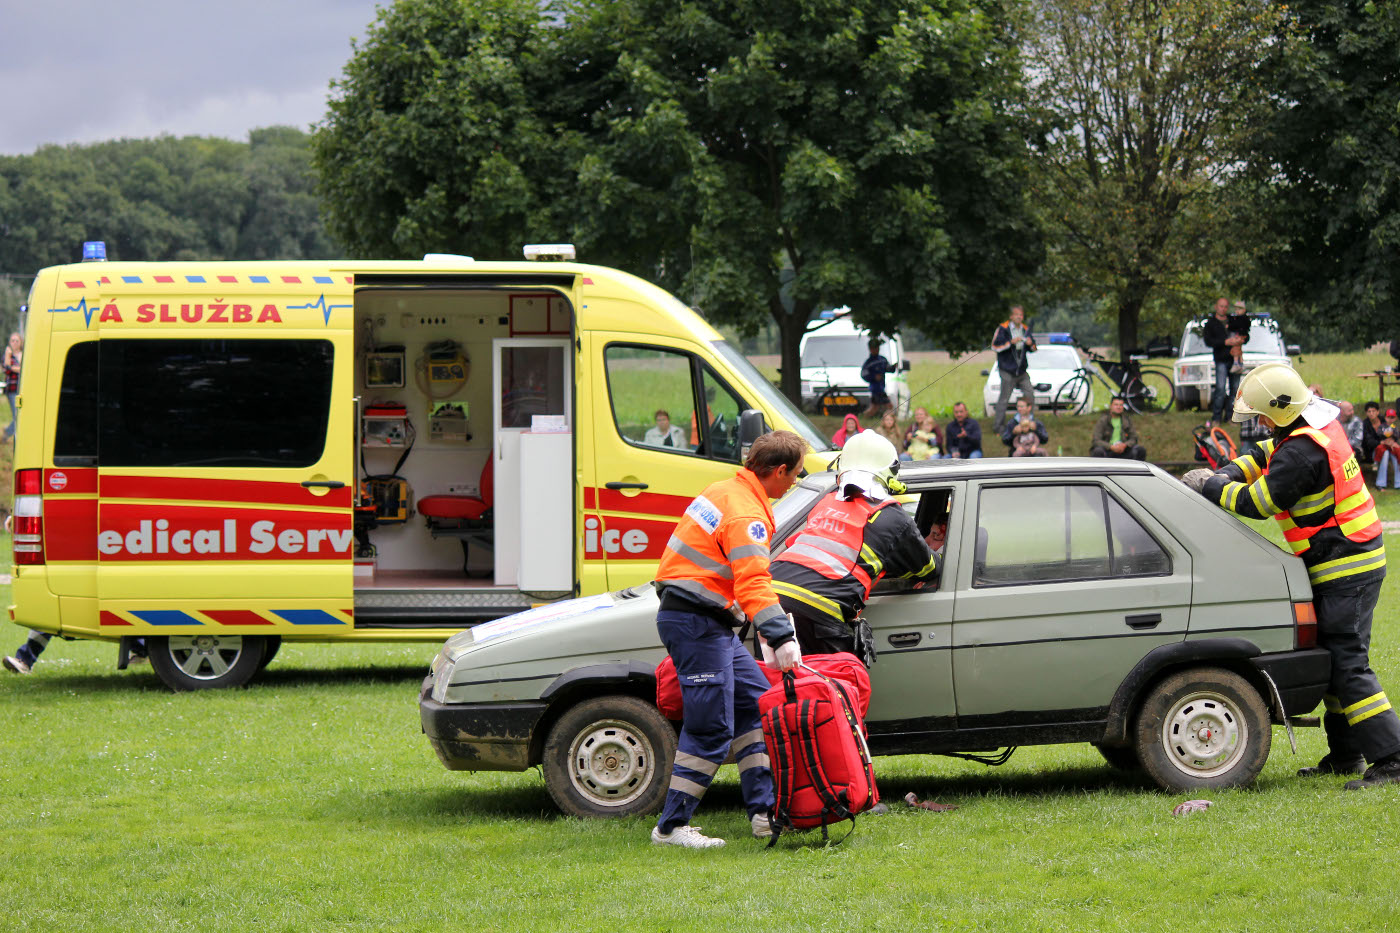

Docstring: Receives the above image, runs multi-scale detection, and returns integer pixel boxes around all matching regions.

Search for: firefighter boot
[1297,754,1366,778]
[1344,754,1400,791]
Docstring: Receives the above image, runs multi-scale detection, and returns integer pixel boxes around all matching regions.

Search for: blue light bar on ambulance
[1044,332,1072,344]
[82,240,107,262]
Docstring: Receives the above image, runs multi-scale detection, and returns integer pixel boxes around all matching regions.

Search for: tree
[1023,0,1286,356]
[314,0,1042,402]
[1255,0,1400,347]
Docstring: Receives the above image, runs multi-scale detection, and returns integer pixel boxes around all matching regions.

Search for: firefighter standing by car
[650,430,808,849]
[1183,363,1400,789]
[771,432,940,665]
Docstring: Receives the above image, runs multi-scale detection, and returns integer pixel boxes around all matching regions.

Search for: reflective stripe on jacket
[775,491,899,595]
[655,469,792,644]
[1272,422,1381,554]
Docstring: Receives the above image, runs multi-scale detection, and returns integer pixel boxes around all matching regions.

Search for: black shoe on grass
[1297,754,1365,777]
[1345,755,1400,791]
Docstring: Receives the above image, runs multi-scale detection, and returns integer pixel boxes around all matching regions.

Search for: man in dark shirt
[860,338,891,417]
[990,305,1037,429]
[1202,297,1246,425]
[943,402,983,459]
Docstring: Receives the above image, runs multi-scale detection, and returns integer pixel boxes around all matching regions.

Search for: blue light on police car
[82,241,107,262]
[1045,332,1073,344]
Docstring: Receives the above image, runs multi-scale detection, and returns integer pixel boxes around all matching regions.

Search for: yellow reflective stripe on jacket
[1338,505,1381,538]
[1218,482,1244,512]
[1291,485,1335,517]
[1248,476,1282,516]
[858,543,884,578]
[1307,548,1388,585]
[1232,453,1264,485]
[771,580,844,624]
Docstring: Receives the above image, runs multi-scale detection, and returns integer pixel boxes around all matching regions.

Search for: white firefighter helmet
[1232,361,1311,425]
[835,431,900,500]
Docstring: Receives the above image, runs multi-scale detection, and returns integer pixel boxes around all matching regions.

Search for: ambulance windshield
[709,341,831,451]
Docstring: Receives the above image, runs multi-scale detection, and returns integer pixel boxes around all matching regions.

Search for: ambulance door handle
[604,482,649,490]
[301,480,346,489]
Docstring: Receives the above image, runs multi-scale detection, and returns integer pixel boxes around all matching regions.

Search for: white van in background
[799,311,911,415]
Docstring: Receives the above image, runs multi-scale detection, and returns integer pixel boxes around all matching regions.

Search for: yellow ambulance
[9,246,832,689]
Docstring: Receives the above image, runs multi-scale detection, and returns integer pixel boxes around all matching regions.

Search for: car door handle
[604,482,649,490]
[301,480,346,489]
[1125,613,1162,630]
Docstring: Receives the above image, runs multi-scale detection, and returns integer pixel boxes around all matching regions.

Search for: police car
[1173,313,1300,410]
[421,457,1328,817]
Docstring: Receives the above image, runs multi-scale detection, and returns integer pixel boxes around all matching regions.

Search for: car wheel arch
[1101,638,1264,746]
[529,661,661,765]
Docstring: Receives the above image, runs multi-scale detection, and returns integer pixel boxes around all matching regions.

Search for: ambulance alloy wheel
[1133,667,1271,791]
[542,695,677,818]
[148,634,267,691]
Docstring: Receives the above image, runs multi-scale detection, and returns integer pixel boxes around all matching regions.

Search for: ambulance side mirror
[738,409,769,460]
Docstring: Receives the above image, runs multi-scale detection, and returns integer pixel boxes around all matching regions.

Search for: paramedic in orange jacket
[651,430,807,849]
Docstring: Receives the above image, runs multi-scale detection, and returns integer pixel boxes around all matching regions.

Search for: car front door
[950,478,1192,743]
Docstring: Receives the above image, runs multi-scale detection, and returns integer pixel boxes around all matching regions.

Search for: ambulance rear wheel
[148,634,267,691]
[258,636,282,670]
[542,695,676,818]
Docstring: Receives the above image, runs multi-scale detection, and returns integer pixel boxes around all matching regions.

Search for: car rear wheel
[543,695,677,818]
[148,634,267,691]
[1134,667,1271,791]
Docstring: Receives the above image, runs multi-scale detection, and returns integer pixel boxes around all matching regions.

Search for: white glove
[773,640,802,672]
[760,638,777,668]
[1181,469,1216,493]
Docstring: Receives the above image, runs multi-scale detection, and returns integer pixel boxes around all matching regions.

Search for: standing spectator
[1376,409,1400,490]
[1338,400,1365,461]
[905,412,943,461]
[990,306,1037,429]
[2,332,21,442]
[831,413,864,448]
[1202,298,1246,425]
[644,410,689,449]
[943,402,983,459]
[1091,397,1147,460]
[1000,397,1049,457]
[1227,301,1252,375]
[1362,401,1384,464]
[860,338,891,417]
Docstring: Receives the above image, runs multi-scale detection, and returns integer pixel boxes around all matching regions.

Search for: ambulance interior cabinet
[517,432,572,591]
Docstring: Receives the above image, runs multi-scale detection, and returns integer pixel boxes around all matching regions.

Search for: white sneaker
[751,812,775,838]
[651,824,725,849]
[3,656,31,674]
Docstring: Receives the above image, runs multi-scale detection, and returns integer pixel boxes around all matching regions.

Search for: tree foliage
[1255,0,1400,348]
[314,0,1041,400]
[0,128,336,282]
[1023,0,1286,355]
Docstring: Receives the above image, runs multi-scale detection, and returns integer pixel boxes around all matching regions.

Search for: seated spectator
[943,402,983,459]
[903,407,929,448]
[905,413,943,461]
[1090,397,1146,460]
[643,409,689,449]
[831,413,864,448]
[1362,401,1384,463]
[1377,409,1400,490]
[874,410,905,451]
[1338,400,1364,460]
[999,397,1048,457]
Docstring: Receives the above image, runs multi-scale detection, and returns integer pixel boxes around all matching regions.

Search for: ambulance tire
[258,636,281,670]
[1133,667,1271,791]
[542,695,677,818]
[148,634,267,692]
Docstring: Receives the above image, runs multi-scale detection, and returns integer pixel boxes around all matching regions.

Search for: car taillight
[13,468,44,565]
[1293,601,1317,650]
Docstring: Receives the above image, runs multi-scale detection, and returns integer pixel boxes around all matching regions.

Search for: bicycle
[1052,338,1176,417]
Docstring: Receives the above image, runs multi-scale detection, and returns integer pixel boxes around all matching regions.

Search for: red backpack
[655,652,872,721]
[759,665,878,844]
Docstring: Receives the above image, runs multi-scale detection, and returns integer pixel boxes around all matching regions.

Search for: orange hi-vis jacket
[1274,421,1381,553]
[656,469,793,645]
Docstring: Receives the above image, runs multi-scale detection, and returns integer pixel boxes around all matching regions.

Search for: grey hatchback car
[420,458,1329,818]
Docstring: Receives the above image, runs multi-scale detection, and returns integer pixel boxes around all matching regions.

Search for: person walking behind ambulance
[1182,364,1400,789]
[651,430,808,849]
[3,332,22,442]
[771,432,939,665]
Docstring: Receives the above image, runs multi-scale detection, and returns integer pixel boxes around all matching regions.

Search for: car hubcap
[568,718,655,808]
[1161,691,1246,778]
[166,635,244,680]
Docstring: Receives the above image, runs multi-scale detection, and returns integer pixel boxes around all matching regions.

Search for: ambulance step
[353,588,545,628]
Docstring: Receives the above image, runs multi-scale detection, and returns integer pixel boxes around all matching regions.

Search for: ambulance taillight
[12,469,44,565]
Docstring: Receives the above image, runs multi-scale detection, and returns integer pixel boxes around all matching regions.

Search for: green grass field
[2,349,1399,931]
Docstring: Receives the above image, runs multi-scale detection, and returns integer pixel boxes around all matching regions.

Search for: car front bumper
[419,676,547,772]
[1251,649,1331,718]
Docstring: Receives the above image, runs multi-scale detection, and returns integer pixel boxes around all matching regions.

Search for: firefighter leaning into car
[1182,363,1400,790]
[650,430,808,849]
[771,432,940,667]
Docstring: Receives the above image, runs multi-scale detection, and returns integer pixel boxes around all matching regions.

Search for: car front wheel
[1133,667,1271,791]
[148,634,267,691]
[543,695,677,818]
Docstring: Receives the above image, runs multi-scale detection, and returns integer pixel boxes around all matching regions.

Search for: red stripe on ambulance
[203,610,275,626]
[583,513,676,560]
[97,503,351,561]
[585,487,691,517]
[100,475,352,509]
[44,467,98,495]
[100,611,132,626]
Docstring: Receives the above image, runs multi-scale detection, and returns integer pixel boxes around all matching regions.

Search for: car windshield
[773,481,827,535]
[1181,324,1285,356]
[709,340,832,451]
[1029,346,1081,369]
[800,334,893,368]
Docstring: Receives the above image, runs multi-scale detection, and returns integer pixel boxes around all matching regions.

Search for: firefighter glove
[1181,469,1215,493]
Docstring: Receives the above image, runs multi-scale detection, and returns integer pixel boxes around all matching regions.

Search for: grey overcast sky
[0,0,382,155]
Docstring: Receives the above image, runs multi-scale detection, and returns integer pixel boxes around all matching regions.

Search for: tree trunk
[773,296,810,406]
[1116,290,1146,361]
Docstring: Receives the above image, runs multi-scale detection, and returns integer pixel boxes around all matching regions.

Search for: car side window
[974,483,1169,586]
[603,345,701,456]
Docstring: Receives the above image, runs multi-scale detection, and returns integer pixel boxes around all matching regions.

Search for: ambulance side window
[698,366,748,462]
[54,342,99,466]
[604,346,701,455]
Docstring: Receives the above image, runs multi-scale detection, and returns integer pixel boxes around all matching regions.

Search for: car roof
[803,456,1158,489]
